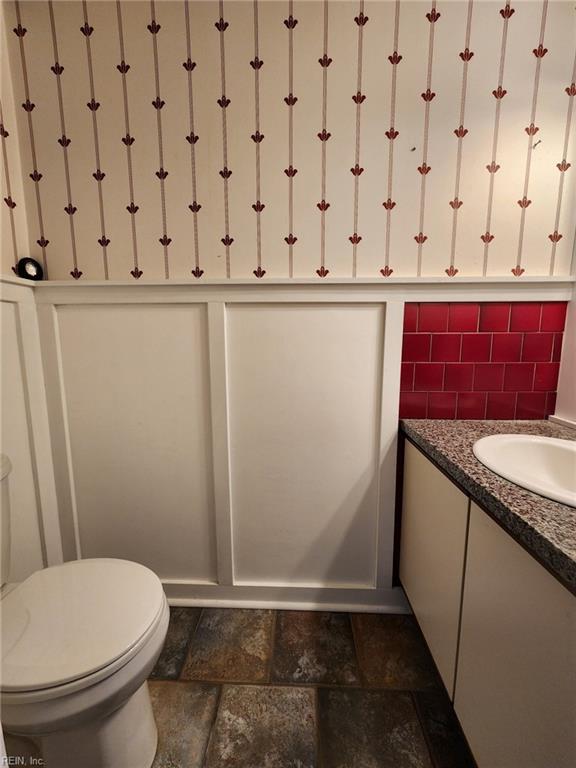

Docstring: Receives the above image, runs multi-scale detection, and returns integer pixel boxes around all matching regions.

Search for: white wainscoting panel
[4,277,574,611]
[56,304,217,582]
[1,297,46,580]
[227,304,384,589]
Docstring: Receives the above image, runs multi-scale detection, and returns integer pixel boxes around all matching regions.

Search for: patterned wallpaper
[1,0,575,281]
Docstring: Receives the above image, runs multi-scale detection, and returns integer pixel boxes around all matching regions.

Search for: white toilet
[0,455,170,768]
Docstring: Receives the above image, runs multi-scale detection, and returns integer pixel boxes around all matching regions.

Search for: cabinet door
[455,502,576,768]
[400,441,470,696]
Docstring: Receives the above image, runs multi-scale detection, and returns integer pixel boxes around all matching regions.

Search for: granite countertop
[400,419,576,596]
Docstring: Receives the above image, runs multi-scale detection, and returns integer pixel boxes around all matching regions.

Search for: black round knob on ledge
[16,257,44,281]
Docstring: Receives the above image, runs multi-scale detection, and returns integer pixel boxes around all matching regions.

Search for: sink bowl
[473,434,576,508]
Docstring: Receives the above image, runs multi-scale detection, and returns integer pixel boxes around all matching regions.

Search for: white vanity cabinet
[399,440,469,697]
[454,502,576,768]
[400,440,576,768]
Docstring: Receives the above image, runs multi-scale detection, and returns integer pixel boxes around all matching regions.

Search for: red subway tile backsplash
[516,392,547,420]
[473,363,505,392]
[414,363,444,391]
[540,302,567,332]
[534,362,560,391]
[504,363,535,392]
[457,392,487,420]
[431,334,461,362]
[448,303,479,332]
[552,333,563,362]
[486,392,517,419]
[402,334,431,362]
[400,392,428,418]
[479,303,510,332]
[461,333,491,362]
[521,333,554,362]
[399,302,566,420]
[428,392,457,419]
[418,304,449,333]
[510,303,542,332]
[400,363,414,392]
[403,303,418,333]
[444,363,474,391]
[491,333,522,362]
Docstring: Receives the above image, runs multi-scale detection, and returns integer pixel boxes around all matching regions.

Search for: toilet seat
[1,559,165,696]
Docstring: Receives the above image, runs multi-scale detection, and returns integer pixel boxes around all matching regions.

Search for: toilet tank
[1,454,12,586]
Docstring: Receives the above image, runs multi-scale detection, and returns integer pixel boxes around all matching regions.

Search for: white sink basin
[473,434,576,508]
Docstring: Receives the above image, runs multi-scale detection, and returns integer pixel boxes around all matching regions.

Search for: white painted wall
[554,295,576,427]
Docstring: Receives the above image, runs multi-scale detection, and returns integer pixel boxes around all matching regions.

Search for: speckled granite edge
[400,420,576,596]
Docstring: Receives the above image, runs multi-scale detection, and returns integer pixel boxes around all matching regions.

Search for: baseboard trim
[162,582,410,613]
[548,415,576,431]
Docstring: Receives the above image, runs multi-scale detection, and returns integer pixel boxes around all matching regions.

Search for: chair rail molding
[21,275,576,306]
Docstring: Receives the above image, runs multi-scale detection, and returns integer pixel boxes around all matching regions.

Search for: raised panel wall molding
[227,303,386,589]
[0,282,62,581]
[27,280,409,610]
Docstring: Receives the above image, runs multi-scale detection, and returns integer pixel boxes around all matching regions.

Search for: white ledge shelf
[2,274,574,304]
[11,274,576,287]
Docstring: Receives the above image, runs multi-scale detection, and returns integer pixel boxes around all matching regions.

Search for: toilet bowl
[1,558,169,768]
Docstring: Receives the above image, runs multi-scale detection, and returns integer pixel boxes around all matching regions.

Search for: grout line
[170,674,381,690]
[538,303,544,332]
[410,690,439,768]
[266,609,278,684]
[315,681,322,768]
[178,606,204,680]
[181,607,203,675]
[348,614,369,688]
[201,682,224,766]
[163,674,445,693]
[348,613,366,687]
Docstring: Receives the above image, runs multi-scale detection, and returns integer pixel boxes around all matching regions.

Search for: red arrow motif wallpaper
[1,0,574,280]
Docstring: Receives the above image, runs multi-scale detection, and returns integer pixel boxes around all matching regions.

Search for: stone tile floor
[149,608,476,768]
